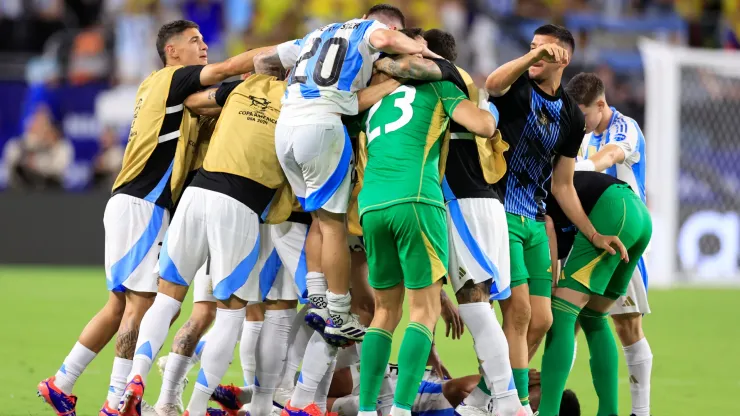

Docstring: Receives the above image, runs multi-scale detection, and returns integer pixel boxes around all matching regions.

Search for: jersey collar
[528,77,562,101]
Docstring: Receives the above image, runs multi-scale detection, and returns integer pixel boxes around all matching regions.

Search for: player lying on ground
[38,19,284,416]
[538,170,651,416]
[566,73,653,416]
[484,24,628,412]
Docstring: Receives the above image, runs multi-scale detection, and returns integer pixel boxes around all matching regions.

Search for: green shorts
[362,202,448,290]
[559,184,652,299]
[507,213,552,297]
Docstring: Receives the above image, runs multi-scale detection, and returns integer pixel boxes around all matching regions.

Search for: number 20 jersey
[276,19,387,118]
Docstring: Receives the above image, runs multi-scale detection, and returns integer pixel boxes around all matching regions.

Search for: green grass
[0,266,734,415]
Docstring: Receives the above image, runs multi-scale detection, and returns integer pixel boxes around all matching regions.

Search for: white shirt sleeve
[276,39,302,69]
[363,20,389,53]
[609,120,639,161]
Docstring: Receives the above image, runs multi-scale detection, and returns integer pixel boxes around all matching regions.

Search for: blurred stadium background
[1,0,739,415]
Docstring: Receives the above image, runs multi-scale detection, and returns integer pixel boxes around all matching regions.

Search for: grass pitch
[0,266,734,415]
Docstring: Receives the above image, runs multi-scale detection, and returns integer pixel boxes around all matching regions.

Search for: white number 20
[366,85,416,142]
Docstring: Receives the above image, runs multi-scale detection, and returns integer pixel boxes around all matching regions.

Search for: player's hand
[591,233,629,262]
[528,369,541,386]
[533,44,568,64]
[427,344,452,380]
[440,291,464,339]
[421,45,443,60]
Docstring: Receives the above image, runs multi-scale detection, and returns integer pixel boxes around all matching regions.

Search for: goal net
[639,39,740,286]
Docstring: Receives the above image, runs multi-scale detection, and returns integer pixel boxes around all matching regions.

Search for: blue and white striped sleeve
[276,39,302,69]
[609,118,639,160]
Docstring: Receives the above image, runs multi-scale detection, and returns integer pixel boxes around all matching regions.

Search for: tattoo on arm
[255,51,286,78]
[375,56,442,81]
[207,89,216,101]
[455,280,492,304]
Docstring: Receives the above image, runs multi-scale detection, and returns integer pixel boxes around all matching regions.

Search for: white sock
[458,303,518,412]
[314,357,337,412]
[358,411,376,416]
[106,357,132,405]
[326,290,351,325]
[335,343,359,369]
[240,320,263,386]
[54,341,97,395]
[464,385,490,408]
[624,337,652,416]
[334,396,360,415]
[252,309,296,415]
[280,306,312,389]
[129,293,182,384]
[306,272,327,308]
[157,353,190,406]
[192,327,212,368]
[290,332,338,408]
[390,405,411,416]
[187,307,245,416]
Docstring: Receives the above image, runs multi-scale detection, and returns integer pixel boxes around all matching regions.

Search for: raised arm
[485,44,568,97]
[449,100,496,138]
[374,55,443,81]
[198,46,274,86]
[550,157,628,261]
[368,29,425,56]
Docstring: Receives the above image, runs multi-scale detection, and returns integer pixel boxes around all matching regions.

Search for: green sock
[512,368,529,405]
[539,297,581,416]
[394,322,434,410]
[580,307,619,416]
[476,375,491,395]
[359,327,393,412]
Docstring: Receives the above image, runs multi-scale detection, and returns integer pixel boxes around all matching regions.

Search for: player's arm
[184,81,242,116]
[550,157,628,261]
[374,55,443,81]
[253,40,302,74]
[198,46,275,86]
[575,143,626,172]
[544,215,560,285]
[485,43,568,97]
[356,77,403,112]
[437,80,497,138]
[368,28,428,56]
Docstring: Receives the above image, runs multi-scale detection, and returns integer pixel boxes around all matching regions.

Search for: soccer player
[373,29,521,416]
[354,63,497,416]
[565,73,652,416]
[484,24,627,412]
[255,4,436,344]
[38,19,272,416]
[538,171,651,416]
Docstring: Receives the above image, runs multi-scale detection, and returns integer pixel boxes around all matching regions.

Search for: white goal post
[639,38,740,287]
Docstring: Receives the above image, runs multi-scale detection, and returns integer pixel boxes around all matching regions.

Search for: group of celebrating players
[37,4,654,416]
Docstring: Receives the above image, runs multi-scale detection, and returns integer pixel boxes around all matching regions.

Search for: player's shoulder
[609,110,640,135]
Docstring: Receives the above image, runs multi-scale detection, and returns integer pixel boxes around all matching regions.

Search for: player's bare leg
[500,285,532,410]
[155,301,216,415]
[38,291,126,414]
[526,295,552,359]
[186,296,247,416]
[612,313,652,416]
[455,281,521,416]
[349,249,374,327]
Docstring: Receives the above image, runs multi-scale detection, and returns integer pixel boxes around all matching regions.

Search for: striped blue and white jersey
[389,368,454,416]
[276,19,387,119]
[578,107,646,203]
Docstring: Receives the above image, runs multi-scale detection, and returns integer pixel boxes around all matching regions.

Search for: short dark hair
[565,72,605,106]
[423,29,457,62]
[534,24,576,53]
[366,4,406,29]
[156,20,200,65]
[400,27,424,39]
[559,389,581,416]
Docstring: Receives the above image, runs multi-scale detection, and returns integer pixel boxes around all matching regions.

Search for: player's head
[423,29,457,62]
[156,20,208,66]
[400,28,425,45]
[364,4,406,30]
[565,72,607,133]
[559,389,581,416]
[529,24,575,82]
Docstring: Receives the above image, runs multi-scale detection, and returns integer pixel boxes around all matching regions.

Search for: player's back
[581,108,646,202]
[281,18,386,119]
[359,81,463,215]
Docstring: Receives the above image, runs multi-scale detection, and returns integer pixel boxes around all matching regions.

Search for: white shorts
[159,187,261,302]
[192,260,216,303]
[446,198,511,300]
[269,221,310,301]
[274,117,353,214]
[610,257,651,315]
[104,194,170,293]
